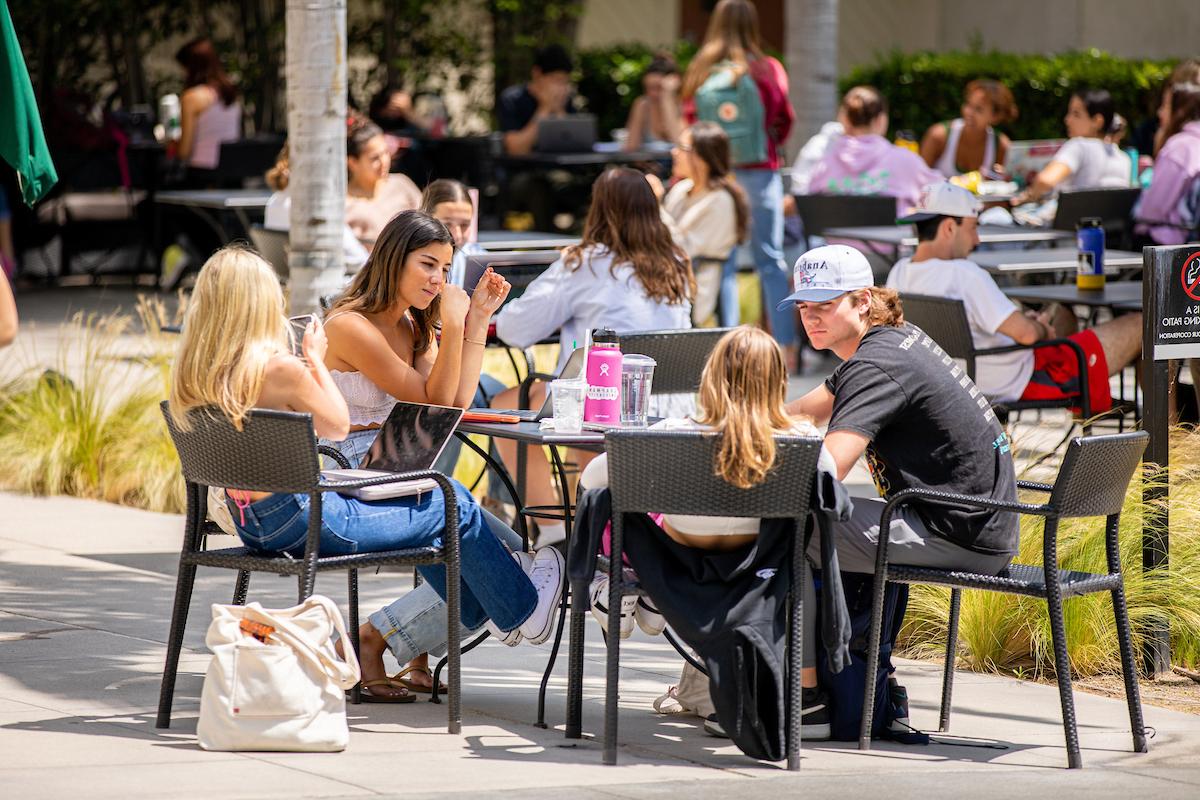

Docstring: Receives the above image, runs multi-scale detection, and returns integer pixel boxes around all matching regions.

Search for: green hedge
[840,49,1177,143]
[575,41,697,139]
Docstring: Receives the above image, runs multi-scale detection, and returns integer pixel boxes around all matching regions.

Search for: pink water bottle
[584,328,622,423]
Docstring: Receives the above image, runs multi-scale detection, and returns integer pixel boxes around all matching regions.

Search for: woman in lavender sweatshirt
[808,86,941,216]
[1136,63,1200,245]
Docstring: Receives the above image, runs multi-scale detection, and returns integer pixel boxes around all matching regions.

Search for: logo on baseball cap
[776,245,875,308]
[897,181,982,224]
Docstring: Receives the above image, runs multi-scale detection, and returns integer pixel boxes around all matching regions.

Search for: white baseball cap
[776,245,875,308]
[897,181,982,223]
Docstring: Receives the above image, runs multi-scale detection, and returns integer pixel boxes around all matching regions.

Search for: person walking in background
[174,38,242,177]
[656,122,749,327]
[920,79,1018,177]
[622,54,684,152]
[681,0,794,349]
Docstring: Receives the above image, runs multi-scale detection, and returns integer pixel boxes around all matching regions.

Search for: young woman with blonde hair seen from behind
[493,167,695,545]
[657,121,749,327]
[170,245,564,703]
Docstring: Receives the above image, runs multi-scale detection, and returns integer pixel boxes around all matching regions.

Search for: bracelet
[464,335,487,346]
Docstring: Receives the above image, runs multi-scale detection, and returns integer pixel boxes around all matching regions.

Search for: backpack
[693,61,768,166]
[815,571,915,742]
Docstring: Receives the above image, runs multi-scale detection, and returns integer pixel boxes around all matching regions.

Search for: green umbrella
[0,0,56,206]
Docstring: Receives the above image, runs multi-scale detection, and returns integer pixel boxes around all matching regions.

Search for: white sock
[536,522,566,547]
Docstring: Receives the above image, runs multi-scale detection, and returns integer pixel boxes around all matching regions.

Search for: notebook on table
[321,401,464,500]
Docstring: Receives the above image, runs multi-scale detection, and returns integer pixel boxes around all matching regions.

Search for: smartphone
[288,314,314,357]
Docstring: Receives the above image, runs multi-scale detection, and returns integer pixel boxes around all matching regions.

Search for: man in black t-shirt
[785,244,1018,566]
[498,44,575,157]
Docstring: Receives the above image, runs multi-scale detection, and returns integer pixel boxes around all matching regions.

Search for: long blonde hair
[169,246,289,431]
[681,0,766,99]
[694,326,801,489]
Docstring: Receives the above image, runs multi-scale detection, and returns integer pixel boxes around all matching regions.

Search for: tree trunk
[285,0,347,315]
[785,0,839,157]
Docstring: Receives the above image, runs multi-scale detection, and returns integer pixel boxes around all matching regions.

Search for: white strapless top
[329,369,396,427]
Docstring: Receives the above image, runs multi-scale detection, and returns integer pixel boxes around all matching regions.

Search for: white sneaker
[589,574,635,639]
[484,551,534,646]
[634,596,666,636]
[519,547,565,645]
[652,685,689,715]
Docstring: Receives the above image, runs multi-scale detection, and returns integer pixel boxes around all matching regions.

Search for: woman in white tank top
[175,38,242,171]
[920,79,1017,177]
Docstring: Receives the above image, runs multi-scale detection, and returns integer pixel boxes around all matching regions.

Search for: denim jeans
[733,167,795,347]
[319,423,525,663]
[228,479,534,632]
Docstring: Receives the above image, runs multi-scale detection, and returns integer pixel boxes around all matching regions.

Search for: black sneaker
[801,687,831,740]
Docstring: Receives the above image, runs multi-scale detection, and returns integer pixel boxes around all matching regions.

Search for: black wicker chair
[156,402,463,733]
[900,293,1126,433]
[858,430,1150,769]
[1052,188,1141,249]
[565,430,823,770]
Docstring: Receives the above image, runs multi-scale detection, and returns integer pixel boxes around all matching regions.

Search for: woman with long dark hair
[174,38,241,172]
[491,167,695,543]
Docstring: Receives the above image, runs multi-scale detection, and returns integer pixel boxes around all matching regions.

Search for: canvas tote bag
[197,594,361,752]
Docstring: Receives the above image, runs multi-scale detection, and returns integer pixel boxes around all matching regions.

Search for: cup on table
[550,378,586,434]
[620,354,656,428]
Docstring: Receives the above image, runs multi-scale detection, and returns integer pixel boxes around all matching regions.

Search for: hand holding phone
[288,314,314,357]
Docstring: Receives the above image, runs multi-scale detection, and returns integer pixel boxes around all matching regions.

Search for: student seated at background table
[170,244,565,703]
[344,114,422,246]
[420,179,486,288]
[886,182,1142,412]
[621,54,683,152]
[492,167,695,546]
[498,44,576,157]
[1009,89,1134,212]
[653,122,748,327]
[262,143,370,273]
[785,244,1019,737]
[577,325,836,737]
[920,78,1018,178]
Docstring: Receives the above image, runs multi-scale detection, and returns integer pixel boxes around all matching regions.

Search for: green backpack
[694,61,768,166]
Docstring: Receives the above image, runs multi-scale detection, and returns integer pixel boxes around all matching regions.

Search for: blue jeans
[319,425,524,662]
[733,168,795,346]
[229,480,534,632]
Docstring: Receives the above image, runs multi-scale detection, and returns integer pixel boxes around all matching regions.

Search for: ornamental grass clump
[899,427,1200,677]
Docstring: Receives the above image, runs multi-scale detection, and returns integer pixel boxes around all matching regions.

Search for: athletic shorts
[1019,329,1111,413]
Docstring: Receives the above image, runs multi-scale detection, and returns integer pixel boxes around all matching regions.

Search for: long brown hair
[866,287,905,327]
[964,78,1018,125]
[420,178,473,213]
[695,326,803,489]
[681,0,765,99]
[175,38,238,106]
[1159,60,1200,152]
[564,168,694,305]
[688,121,750,243]
[327,210,454,355]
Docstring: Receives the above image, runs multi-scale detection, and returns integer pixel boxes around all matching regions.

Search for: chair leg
[430,632,489,705]
[602,578,623,764]
[786,555,806,771]
[348,569,362,705]
[156,562,198,729]
[939,588,961,732]
[1046,592,1083,768]
[1111,585,1149,753]
[565,597,587,739]
[232,570,250,605]
[858,575,891,751]
[535,583,571,728]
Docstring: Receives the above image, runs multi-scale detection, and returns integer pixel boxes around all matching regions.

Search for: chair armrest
[319,468,451,492]
[881,487,1049,525]
[318,445,351,469]
[1017,480,1054,492]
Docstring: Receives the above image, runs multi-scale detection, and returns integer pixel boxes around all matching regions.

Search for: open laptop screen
[358,402,464,473]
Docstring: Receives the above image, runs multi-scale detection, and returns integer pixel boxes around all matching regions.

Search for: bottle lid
[592,328,619,345]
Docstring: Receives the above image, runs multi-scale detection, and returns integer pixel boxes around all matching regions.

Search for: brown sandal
[390,665,447,694]
[355,678,416,703]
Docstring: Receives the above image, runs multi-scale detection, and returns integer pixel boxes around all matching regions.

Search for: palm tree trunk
[785,0,839,154]
[285,0,347,315]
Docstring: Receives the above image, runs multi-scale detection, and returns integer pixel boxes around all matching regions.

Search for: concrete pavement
[2,490,1199,800]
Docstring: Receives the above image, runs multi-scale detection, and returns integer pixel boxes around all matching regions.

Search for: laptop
[461,249,562,301]
[321,401,464,500]
[1004,138,1066,187]
[534,115,597,153]
[482,347,587,422]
